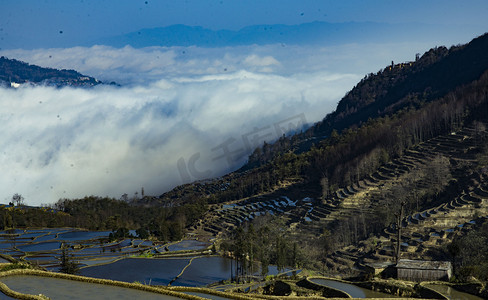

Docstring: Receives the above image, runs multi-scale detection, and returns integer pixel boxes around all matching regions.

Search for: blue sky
[1,0,488,49]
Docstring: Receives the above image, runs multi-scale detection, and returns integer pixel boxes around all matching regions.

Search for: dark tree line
[0,56,99,85]
[0,196,207,243]
[448,221,488,281]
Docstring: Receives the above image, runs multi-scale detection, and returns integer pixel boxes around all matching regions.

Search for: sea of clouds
[0,42,432,205]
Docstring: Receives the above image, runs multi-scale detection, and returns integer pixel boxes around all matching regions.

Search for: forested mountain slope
[246,32,488,167]
[146,32,488,208]
[0,56,101,87]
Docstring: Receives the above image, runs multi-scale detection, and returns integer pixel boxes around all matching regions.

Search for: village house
[396,259,452,281]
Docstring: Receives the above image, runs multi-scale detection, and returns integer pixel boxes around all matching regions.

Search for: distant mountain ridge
[97,21,476,48]
[0,56,101,87]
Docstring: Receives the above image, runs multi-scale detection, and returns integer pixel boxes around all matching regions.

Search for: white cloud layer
[0,42,434,84]
[0,42,436,205]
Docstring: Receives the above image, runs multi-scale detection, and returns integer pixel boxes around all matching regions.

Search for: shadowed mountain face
[0,56,101,87]
[244,32,488,168]
[317,31,488,130]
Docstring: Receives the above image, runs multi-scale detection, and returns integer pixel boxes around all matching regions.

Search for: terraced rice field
[0,275,184,300]
[0,229,210,272]
[191,126,488,271]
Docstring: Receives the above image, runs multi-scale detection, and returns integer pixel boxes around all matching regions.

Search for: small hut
[365,261,395,276]
[396,259,452,281]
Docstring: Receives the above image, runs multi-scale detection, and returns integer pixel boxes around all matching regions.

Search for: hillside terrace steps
[436,203,449,213]
[346,185,360,195]
[378,169,398,179]
[452,198,464,208]
[365,174,381,185]
[384,161,406,171]
[457,195,471,206]
[436,134,465,143]
[354,181,366,190]
[425,135,464,147]
[432,135,464,145]
[473,187,488,199]
[397,155,423,166]
[404,149,431,162]
[195,125,486,242]
[333,249,361,263]
[371,171,390,181]
[313,205,335,215]
[363,252,394,264]
[393,166,409,176]
[478,182,488,192]
[451,150,478,161]
[419,140,440,150]
[310,208,329,219]
[435,144,461,155]
[359,178,378,188]
[328,253,356,268]
[308,214,322,222]
[340,188,350,198]
[395,157,416,169]
[439,139,471,150]
[387,193,482,242]
[366,204,487,266]
[384,161,402,170]
[377,166,396,177]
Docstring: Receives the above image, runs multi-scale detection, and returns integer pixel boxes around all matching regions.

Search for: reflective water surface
[183,291,232,300]
[425,284,483,300]
[80,257,192,285]
[0,275,184,300]
[310,278,397,298]
[80,256,234,286]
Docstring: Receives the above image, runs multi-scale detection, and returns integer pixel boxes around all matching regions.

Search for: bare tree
[394,201,406,264]
[320,177,329,201]
[12,193,24,206]
[120,193,129,202]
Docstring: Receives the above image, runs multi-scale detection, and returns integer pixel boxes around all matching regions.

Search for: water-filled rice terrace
[0,228,209,272]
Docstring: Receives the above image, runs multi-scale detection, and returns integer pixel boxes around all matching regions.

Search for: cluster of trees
[59,245,80,274]
[0,196,207,243]
[220,216,303,280]
[0,205,71,229]
[448,221,488,281]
